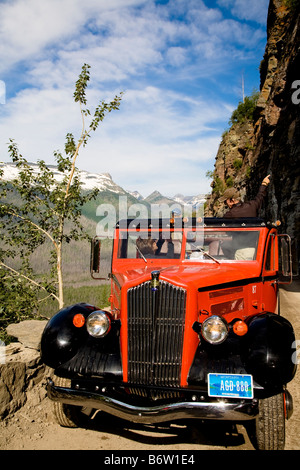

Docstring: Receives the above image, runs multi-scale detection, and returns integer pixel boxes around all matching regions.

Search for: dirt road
[0,283,299,451]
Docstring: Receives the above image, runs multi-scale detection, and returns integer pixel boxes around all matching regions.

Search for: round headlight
[86,311,111,338]
[201,315,228,344]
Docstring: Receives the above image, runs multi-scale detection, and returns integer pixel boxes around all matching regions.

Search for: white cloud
[0,0,79,72]
[217,0,269,25]
[0,80,6,104]
[166,47,187,67]
[0,0,267,197]
[81,133,220,197]
[0,0,266,79]
[0,87,79,161]
[0,83,227,196]
[0,0,149,74]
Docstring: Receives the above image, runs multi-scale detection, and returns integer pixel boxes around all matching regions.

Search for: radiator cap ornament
[151,271,160,291]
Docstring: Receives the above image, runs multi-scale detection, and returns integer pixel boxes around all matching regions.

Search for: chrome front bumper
[47,379,258,424]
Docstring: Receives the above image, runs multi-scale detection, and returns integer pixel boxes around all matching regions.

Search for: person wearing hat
[219,174,271,218]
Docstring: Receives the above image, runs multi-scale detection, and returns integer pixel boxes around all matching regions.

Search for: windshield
[185,230,260,261]
[118,231,182,260]
[117,229,260,261]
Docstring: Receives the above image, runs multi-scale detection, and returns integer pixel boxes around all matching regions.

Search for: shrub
[233,158,243,171]
[226,176,234,188]
[212,177,225,197]
[283,0,298,11]
[229,90,259,125]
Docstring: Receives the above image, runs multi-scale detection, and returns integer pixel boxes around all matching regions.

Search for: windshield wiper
[190,244,220,265]
[136,245,147,263]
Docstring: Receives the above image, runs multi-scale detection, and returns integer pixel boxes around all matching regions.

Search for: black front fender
[188,312,297,395]
[40,303,98,368]
[244,312,297,390]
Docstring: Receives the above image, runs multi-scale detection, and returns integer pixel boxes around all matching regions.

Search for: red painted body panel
[109,224,279,386]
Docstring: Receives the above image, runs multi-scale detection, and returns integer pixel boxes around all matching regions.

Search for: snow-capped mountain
[142,191,207,208]
[0,162,208,208]
[173,193,207,208]
[0,162,127,194]
[127,190,144,201]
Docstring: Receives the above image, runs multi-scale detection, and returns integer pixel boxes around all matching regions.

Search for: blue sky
[0,0,269,197]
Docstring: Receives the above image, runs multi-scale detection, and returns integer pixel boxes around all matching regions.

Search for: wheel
[249,393,285,450]
[52,376,93,428]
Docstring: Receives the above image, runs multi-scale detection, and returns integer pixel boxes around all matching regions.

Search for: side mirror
[90,237,111,280]
[278,234,293,284]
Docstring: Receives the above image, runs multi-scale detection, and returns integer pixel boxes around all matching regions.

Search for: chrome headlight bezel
[201,315,228,345]
[86,310,111,338]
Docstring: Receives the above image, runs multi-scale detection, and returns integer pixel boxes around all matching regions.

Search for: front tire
[52,376,92,428]
[250,393,285,450]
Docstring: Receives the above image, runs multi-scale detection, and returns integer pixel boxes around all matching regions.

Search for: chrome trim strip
[47,379,258,424]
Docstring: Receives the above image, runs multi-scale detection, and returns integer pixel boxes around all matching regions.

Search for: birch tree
[0,64,122,319]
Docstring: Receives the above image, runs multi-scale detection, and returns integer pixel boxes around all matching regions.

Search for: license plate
[208,373,253,399]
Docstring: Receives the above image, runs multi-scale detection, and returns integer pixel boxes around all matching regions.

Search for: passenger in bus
[136,237,158,256]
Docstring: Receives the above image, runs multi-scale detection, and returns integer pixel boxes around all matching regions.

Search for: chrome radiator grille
[127,281,186,387]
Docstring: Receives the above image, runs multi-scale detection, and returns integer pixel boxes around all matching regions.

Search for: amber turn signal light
[233,320,248,336]
[73,313,86,328]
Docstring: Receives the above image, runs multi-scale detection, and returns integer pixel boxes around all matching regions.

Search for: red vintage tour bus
[41,216,297,450]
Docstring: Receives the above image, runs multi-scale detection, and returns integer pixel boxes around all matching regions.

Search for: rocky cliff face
[205,0,299,265]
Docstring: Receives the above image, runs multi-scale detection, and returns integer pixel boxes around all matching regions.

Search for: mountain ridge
[0,161,207,209]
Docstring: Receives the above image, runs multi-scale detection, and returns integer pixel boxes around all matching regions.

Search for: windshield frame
[114,225,265,265]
